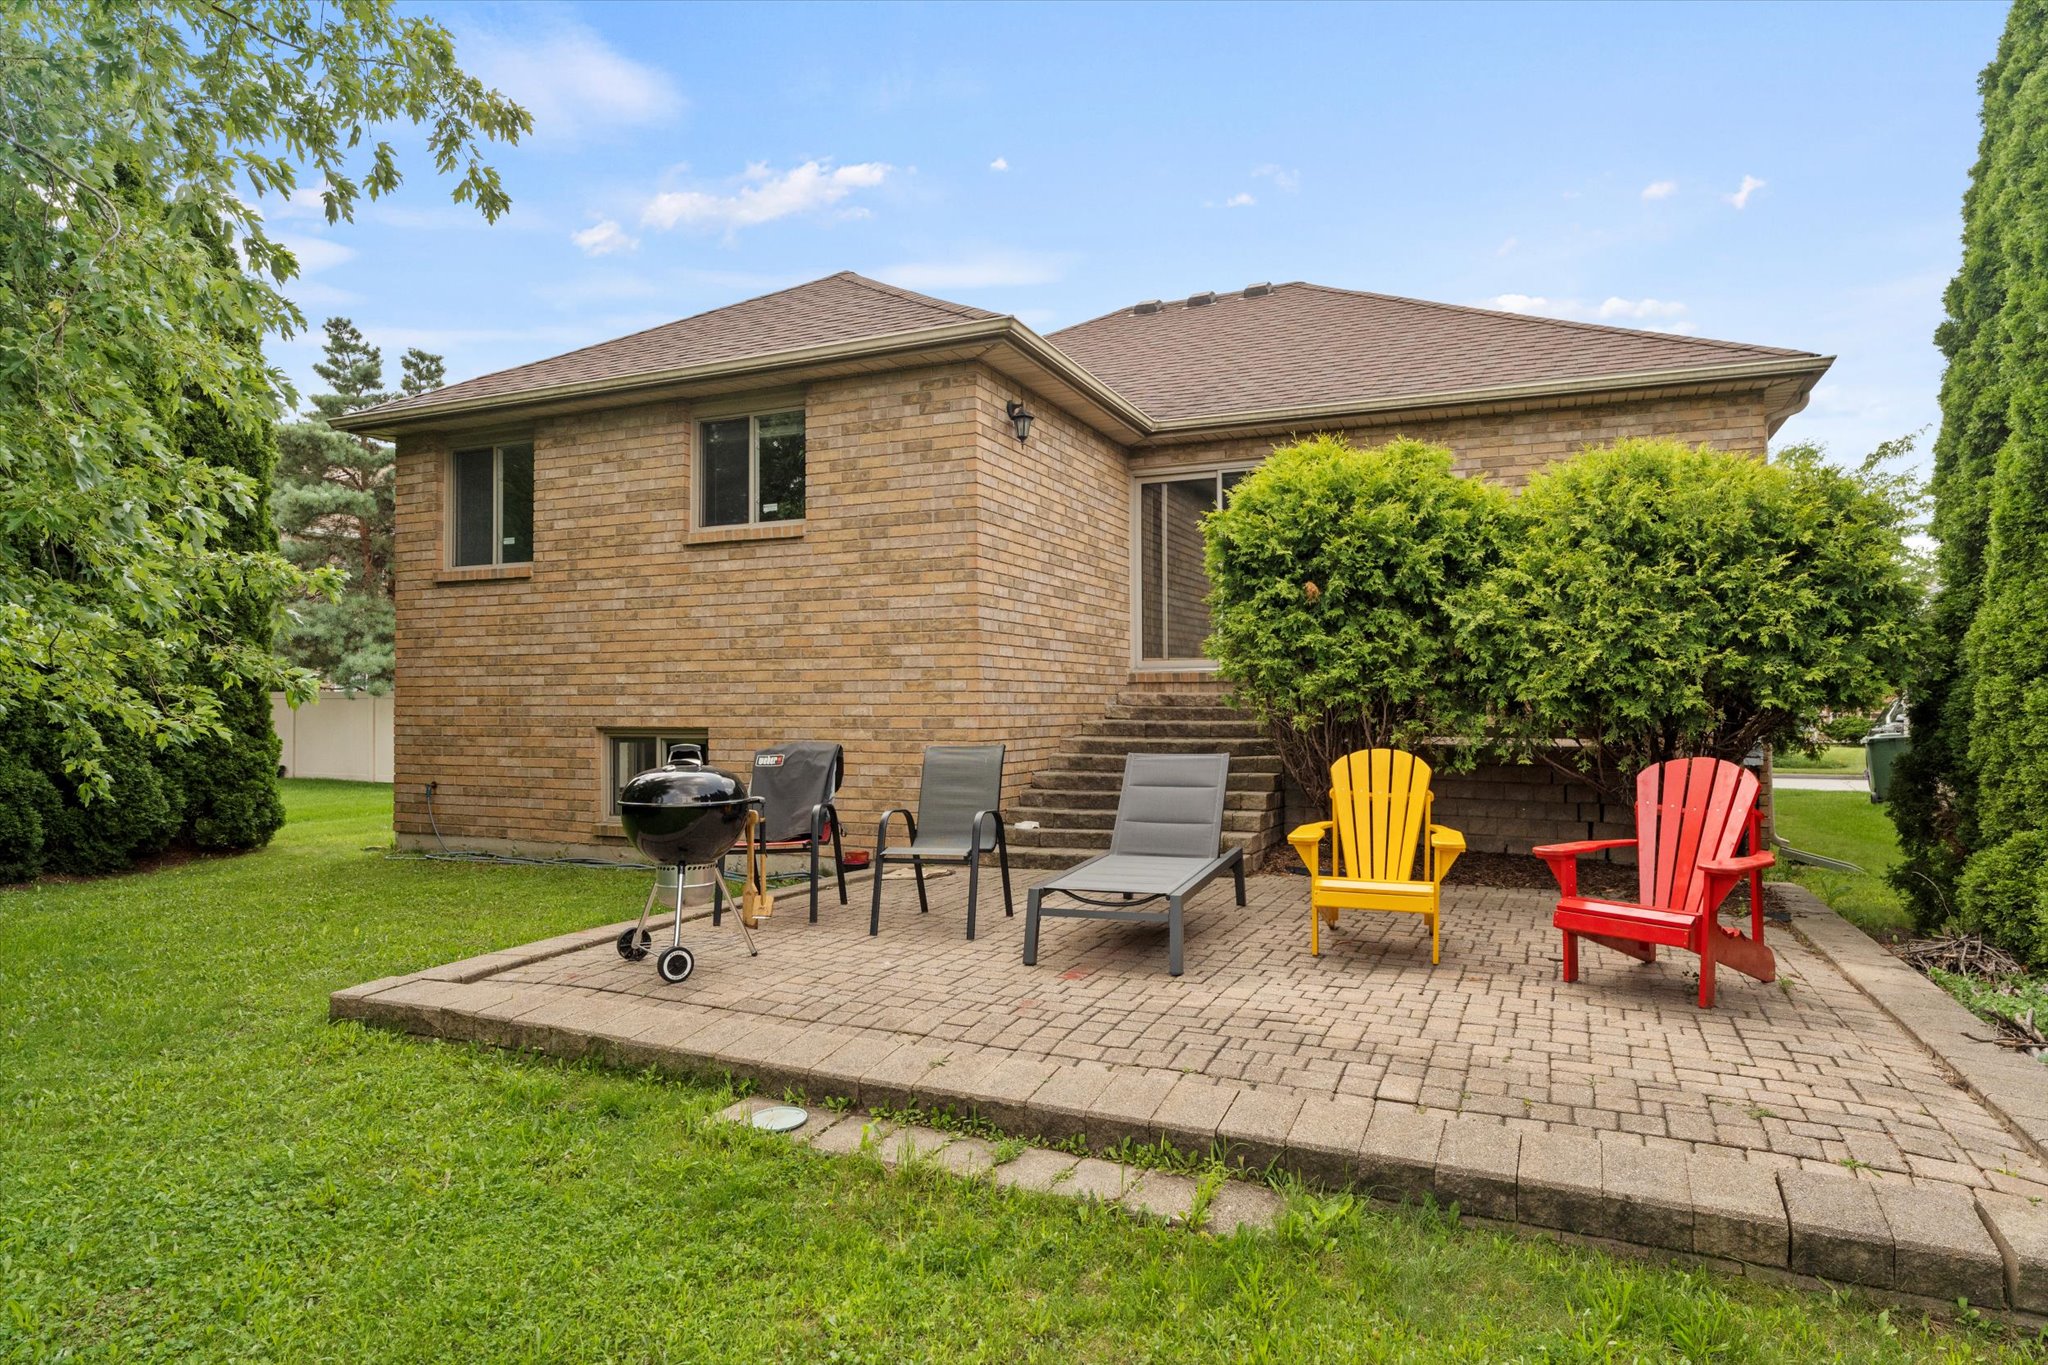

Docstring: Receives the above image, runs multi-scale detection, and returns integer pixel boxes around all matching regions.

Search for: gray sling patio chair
[1021,753,1245,977]
[868,743,1013,941]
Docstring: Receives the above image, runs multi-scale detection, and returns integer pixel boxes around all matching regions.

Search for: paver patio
[483,872,2042,1190]
[337,868,2048,1309]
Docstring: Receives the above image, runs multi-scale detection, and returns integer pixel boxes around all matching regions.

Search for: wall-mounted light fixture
[1005,400,1035,442]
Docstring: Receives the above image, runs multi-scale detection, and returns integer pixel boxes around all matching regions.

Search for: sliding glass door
[1136,468,1250,666]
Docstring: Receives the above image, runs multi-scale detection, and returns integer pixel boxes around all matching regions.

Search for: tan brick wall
[1129,388,1776,488]
[394,367,998,856]
[390,371,1779,860]
[967,371,1132,803]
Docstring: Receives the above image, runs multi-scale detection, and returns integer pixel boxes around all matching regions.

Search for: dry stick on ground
[1899,934,2027,980]
[1900,935,2047,1057]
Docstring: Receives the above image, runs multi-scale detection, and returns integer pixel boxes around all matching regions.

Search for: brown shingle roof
[345,272,1824,434]
[354,271,997,421]
[1046,282,1818,425]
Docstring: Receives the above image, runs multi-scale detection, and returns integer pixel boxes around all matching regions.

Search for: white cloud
[989,156,1009,172]
[261,183,333,222]
[875,249,1067,291]
[460,16,683,141]
[1224,192,1256,208]
[1725,174,1766,210]
[273,233,355,275]
[1641,179,1677,201]
[1595,296,1686,320]
[571,219,639,257]
[1252,164,1300,192]
[1485,293,1689,326]
[1496,236,1518,257]
[641,161,892,233]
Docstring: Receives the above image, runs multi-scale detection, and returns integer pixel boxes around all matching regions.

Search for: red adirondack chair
[1534,758,1776,1008]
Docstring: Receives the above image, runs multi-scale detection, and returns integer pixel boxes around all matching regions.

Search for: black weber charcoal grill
[616,745,763,982]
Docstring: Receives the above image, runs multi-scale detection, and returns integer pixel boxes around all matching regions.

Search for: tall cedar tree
[1951,2,2048,964]
[1887,7,2032,924]
[1894,1,2048,939]
[273,320,443,690]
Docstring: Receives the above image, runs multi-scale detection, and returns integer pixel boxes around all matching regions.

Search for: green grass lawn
[1772,788,1916,942]
[1773,745,1867,773]
[1,781,2034,1361]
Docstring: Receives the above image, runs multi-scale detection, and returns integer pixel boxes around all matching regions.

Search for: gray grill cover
[909,743,1006,856]
[748,741,843,843]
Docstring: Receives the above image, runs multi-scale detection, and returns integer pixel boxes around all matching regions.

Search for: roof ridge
[1051,280,1813,362]
[1287,281,1810,359]
[836,271,996,321]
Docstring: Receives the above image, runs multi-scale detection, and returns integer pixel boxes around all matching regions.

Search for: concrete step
[1020,764,1283,792]
[1003,829,1272,865]
[1080,718,1266,740]
[1069,735,1277,758]
[1057,751,1284,776]
[1010,806,1275,838]
[1015,785,1282,813]
[1103,704,1250,723]
[1116,690,1233,709]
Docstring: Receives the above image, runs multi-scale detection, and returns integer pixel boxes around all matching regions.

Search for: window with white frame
[698,409,805,528]
[450,441,534,566]
[607,730,712,815]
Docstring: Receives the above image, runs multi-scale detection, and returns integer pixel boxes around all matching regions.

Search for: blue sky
[262,0,2009,473]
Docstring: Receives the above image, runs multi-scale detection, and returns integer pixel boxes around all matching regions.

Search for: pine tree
[272,319,443,689]
[1888,4,2040,926]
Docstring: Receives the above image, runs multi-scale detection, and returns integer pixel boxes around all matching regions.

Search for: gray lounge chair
[869,743,1012,940]
[1022,753,1246,977]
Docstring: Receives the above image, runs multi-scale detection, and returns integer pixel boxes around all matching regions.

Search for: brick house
[335,273,1829,864]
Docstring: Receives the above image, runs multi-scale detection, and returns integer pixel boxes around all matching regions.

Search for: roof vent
[1132,299,1162,315]
[1243,282,1273,298]
[1186,291,1216,307]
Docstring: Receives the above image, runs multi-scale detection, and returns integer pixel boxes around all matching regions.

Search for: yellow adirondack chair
[1289,749,1466,962]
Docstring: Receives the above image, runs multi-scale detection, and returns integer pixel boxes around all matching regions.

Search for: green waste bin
[1863,707,1910,804]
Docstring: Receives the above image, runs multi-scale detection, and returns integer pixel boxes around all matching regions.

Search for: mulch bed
[1445,851,1638,896]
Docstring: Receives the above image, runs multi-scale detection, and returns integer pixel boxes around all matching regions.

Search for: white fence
[271,690,394,783]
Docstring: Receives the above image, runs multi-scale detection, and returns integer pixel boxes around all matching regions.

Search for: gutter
[332,318,1830,447]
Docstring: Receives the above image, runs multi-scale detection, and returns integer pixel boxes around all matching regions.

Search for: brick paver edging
[330,912,2048,1318]
[1778,883,2048,1165]
[708,1095,1285,1234]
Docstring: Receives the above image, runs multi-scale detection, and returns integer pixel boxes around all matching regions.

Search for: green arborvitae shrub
[159,683,284,850]
[1201,434,1510,806]
[1956,830,2048,967]
[36,725,182,876]
[172,391,287,852]
[1892,0,2048,928]
[1462,438,1921,803]
[0,753,62,882]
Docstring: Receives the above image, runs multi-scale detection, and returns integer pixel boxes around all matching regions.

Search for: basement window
[699,409,804,528]
[608,730,712,815]
[450,442,534,567]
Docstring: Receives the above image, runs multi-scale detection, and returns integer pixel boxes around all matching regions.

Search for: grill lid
[619,745,746,809]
